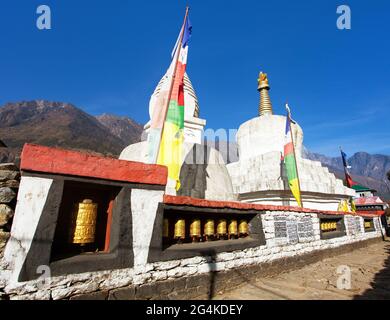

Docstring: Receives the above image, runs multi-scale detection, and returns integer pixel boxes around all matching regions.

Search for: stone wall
[0,163,19,259]
[0,163,20,300]
[0,144,384,300]
[0,208,383,300]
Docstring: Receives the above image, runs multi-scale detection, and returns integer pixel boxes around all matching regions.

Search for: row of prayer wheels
[164,218,249,243]
[320,221,337,232]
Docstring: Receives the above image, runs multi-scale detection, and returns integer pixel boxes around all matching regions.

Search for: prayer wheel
[190,219,201,242]
[70,199,98,245]
[321,221,337,232]
[217,219,227,239]
[204,219,215,241]
[228,220,238,239]
[174,219,186,242]
[239,220,249,237]
[163,218,169,238]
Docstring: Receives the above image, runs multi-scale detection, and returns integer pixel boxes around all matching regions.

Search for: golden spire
[257,72,273,116]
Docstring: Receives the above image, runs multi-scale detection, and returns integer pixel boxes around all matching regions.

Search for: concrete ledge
[69,237,383,300]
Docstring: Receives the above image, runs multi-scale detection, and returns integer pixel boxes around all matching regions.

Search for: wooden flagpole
[286,103,303,208]
[151,6,190,164]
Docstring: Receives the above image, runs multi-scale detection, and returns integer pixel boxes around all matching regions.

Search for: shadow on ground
[354,241,390,300]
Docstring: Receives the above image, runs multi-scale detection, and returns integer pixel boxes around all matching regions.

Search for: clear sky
[0,0,389,156]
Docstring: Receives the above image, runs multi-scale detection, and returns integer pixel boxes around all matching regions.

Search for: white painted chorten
[226,72,355,211]
[144,72,206,145]
[120,72,236,201]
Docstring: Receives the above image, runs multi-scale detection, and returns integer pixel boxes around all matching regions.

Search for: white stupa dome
[149,72,200,120]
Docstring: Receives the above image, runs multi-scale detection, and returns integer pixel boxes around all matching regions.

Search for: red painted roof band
[164,195,384,217]
[355,210,385,218]
[20,144,168,186]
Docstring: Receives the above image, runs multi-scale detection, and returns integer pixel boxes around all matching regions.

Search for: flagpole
[340,146,351,188]
[151,6,190,164]
[286,103,303,208]
[340,146,348,187]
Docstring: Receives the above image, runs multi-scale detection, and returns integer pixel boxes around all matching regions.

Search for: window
[363,218,375,232]
[148,205,266,262]
[319,215,346,240]
[51,180,120,262]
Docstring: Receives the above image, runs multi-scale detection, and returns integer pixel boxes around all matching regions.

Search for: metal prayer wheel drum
[190,219,201,238]
[217,219,227,236]
[174,219,186,240]
[228,220,238,238]
[239,220,249,237]
[70,199,98,245]
[163,218,169,238]
[204,219,215,240]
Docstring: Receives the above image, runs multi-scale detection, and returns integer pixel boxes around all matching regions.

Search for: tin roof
[352,184,376,193]
[355,196,385,206]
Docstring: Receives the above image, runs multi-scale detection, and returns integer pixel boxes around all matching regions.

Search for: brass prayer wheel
[70,199,98,245]
[239,220,249,236]
[228,220,238,238]
[190,219,201,238]
[163,218,169,238]
[321,221,337,232]
[174,219,186,240]
[217,219,227,236]
[204,219,215,237]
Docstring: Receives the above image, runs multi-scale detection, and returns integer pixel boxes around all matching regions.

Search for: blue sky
[0,0,389,156]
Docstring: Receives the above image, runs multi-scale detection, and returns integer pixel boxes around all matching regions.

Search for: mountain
[0,100,143,164]
[96,114,144,145]
[1,100,389,200]
[303,150,390,200]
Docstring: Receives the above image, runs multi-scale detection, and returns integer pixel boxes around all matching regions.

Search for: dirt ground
[214,240,390,300]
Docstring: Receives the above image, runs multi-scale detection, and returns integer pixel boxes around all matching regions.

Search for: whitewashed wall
[0,207,382,300]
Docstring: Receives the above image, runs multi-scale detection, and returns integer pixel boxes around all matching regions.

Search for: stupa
[226,72,356,210]
[120,72,236,201]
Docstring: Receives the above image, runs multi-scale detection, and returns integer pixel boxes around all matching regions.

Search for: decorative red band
[20,144,168,186]
[163,195,384,217]
[354,211,385,218]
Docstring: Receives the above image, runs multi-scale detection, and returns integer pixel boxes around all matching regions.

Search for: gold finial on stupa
[257,72,269,88]
[257,72,273,116]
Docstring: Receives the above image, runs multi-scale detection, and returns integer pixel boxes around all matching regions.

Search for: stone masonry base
[68,237,382,300]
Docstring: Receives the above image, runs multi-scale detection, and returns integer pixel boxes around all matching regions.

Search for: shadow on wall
[200,249,216,300]
[200,249,292,300]
[177,144,209,199]
[354,241,390,300]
